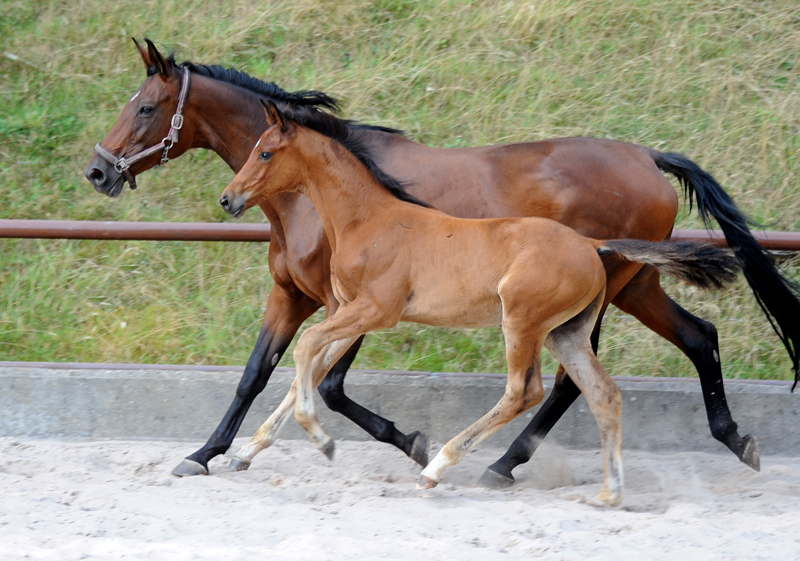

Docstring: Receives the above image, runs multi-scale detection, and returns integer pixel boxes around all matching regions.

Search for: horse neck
[292,129,402,253]
[183,75,265,172]
[184,74,315,231]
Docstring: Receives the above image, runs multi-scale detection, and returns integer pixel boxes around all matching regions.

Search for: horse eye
[260,152,273,161]
[138,106,154,116]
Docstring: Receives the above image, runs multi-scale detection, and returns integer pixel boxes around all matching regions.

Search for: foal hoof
[228,457,251,472]
[571,491,622,508]
[416,475,438,490]
[320,439,335,461]
[740,435,761,472]
[477,467,515,489]
[171,459,208,477]
[408,431,429,468]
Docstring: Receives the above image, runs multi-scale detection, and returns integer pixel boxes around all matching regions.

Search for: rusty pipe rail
[1,220,800,250]
[0,219,271,242]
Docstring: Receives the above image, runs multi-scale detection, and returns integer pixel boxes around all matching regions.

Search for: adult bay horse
[218,100,740,506]
[85,39,800,483]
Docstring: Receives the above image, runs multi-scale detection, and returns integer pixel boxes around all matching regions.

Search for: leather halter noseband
[93,66,191,190]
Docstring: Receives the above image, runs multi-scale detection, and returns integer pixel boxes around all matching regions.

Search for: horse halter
[93,66,191,190]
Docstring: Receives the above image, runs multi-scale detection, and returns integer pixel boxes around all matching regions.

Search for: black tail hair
[655,151,800,389]
[598,239,741,290]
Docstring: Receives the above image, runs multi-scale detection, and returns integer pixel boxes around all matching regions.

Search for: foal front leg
[292,299,395,458]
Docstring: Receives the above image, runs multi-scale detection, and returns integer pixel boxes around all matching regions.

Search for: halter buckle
[171,114,184,130]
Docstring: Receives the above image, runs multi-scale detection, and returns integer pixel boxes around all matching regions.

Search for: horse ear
[144,38,171,77]
[260,99,290,132]
[132,38,153,71]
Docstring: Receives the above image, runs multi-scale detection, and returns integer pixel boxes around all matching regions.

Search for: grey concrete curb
[1,364,798,455]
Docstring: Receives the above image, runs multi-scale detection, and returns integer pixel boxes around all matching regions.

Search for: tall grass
[1,0,798,380]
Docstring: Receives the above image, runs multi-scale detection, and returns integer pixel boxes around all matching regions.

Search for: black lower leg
[677,309,759,469]
[317,336,428,466]
[483,373,582,483]
[179,329,292,471]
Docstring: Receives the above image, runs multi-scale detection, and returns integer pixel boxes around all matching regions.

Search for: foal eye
[138,106,154,116]
[260,152,273,161]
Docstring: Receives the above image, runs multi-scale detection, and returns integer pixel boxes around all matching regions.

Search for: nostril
[89,168,105,183]
[219,195,229,208]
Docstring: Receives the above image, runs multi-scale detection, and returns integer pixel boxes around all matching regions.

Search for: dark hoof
[171,459,208,477]
[408,431,429,468]
[477,467,515,489]
[228,457,251,472]
[416,475,438,490]
[740,435,760,472]
[321,439,335,461]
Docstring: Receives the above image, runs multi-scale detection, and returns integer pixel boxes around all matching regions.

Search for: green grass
[1,0,799,381]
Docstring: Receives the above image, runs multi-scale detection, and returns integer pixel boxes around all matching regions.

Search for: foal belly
[402,291,503,329]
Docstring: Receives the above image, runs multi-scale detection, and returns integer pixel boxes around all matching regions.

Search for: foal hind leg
[479,307,607,488]
[545,296,623,506]
[418,324,547,488]
[613,265,759,470]
[317,335,429,467]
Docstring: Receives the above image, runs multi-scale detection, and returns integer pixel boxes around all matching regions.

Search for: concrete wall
[1,364,798,455]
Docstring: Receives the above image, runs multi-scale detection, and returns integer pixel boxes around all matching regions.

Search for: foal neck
[292,128,407,252]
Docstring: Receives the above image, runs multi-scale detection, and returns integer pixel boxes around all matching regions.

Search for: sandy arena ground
[1,437,799,560]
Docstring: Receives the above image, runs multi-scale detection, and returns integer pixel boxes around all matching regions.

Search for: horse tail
[597,239,741,290]
[653,151,800,390]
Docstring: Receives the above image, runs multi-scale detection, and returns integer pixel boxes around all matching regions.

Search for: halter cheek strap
[93,66,191,190]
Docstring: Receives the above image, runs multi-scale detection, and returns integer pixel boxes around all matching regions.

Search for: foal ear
[144,38,171,78]
[260,99,291,133]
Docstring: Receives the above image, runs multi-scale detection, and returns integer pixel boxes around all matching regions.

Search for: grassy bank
[1,0,799,380]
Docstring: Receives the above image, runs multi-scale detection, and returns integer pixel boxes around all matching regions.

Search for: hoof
[171,459,208,477]
[477,467,515,489]
[571,491,622,508]
[740,435,761,472]
[416,475,438,490]
[320,439,335,461]
[408,431,429,468]
[228,457,251,472]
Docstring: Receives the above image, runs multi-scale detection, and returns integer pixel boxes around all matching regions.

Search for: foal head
[219,101,299,218]
[85,39,187,197]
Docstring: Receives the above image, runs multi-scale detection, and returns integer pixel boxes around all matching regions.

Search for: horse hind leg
[612,266,759,470]
[545,293,624,507]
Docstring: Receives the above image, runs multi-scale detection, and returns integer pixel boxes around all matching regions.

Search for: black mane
[152,53,428,208]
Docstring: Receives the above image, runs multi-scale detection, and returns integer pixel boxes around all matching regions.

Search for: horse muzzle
[84,157,126,198]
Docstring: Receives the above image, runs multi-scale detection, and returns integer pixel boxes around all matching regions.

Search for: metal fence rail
[2,219,800,250]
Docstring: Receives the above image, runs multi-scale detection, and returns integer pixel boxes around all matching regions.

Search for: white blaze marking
[255,138,260,149]
[128,90,141,104]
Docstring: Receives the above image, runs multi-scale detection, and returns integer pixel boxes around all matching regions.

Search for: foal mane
[279,106,432,209]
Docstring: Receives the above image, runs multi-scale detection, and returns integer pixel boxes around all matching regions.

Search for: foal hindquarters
[418,289,624,507]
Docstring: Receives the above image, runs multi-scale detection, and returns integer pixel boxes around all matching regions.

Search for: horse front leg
[612,265,759,470]
[317,336,429,467]
[172,284,319,476]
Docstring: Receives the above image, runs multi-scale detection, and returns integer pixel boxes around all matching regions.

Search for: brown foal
[218,102,739,505]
